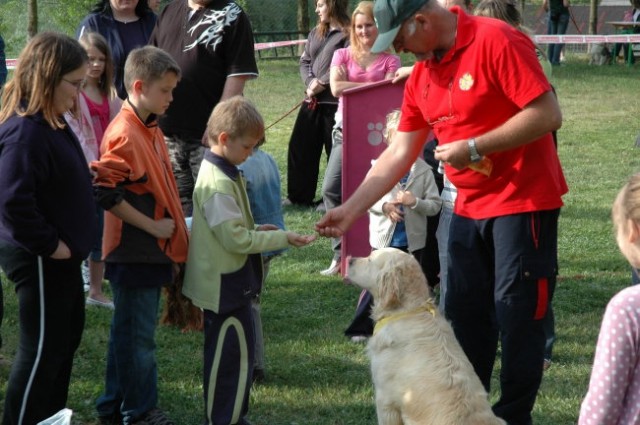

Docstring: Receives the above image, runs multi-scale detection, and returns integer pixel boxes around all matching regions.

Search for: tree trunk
[297,0,309,35]
[27,0,38,39]
[589,0,598,34]
[297,0,309,55]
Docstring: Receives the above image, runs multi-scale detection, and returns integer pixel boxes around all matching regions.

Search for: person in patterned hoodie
[149,0,258,216]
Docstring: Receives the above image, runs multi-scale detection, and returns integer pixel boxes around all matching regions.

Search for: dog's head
[344,248,431,312]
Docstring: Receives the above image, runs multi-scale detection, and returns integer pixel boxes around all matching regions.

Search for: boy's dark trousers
[203,304,255,425]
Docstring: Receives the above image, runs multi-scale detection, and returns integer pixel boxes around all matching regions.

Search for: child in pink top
[66,31,121,308]
[579,173,640,425]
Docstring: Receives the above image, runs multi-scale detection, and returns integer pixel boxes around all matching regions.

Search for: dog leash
[373,303,437,336]
[569,7,582,34]
[264,99,305,131]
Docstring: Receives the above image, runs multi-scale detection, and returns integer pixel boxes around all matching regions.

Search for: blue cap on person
[371,0,429,53]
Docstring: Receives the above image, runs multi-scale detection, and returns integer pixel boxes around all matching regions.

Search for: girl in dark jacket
[0,32,97,424]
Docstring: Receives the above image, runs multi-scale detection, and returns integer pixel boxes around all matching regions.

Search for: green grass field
[1,55,640,424]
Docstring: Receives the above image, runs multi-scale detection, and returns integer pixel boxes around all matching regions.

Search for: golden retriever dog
[344,248,505,425]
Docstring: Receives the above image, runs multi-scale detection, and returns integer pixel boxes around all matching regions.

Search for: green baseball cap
[371,0,429,53]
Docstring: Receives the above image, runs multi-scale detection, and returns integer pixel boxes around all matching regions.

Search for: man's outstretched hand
[315,205,357,238]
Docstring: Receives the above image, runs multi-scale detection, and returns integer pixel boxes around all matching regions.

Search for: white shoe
[86,297,115,310]
[81,261,90,287]
[320,259,340,276]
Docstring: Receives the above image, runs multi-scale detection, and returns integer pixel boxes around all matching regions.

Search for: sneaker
[350,335,369,343]
[81,260,90,288]
[320,259,340,276]
[252,367,265,383]
[86,297,115,310]
[98,412,123,425]
[281,198,293,206]
[131,408,174,425]
[543,359,552,371]
[0,354,11,369]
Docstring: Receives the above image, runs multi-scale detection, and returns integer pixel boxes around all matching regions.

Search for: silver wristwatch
[468,138,482,163]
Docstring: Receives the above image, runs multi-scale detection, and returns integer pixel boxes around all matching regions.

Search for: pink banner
[341,79,405,273]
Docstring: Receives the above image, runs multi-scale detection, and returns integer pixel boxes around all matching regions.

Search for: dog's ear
[377,260,402,310]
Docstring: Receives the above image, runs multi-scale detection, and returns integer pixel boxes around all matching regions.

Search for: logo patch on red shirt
[459,73,474,91]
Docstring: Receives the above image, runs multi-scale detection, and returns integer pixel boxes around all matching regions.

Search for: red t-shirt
[399,8,568,219]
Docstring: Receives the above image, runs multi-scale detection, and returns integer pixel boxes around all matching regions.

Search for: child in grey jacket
[345,109,441,341]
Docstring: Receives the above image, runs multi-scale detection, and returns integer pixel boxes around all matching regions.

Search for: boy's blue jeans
[96,279,161,423]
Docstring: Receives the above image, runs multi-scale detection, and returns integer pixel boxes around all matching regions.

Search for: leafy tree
[0,0,94,55]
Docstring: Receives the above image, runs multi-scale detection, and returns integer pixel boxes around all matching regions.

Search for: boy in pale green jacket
[182,96,315,425]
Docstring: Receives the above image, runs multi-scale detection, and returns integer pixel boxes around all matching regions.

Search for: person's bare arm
[50,240,71,259]
[392,66,414,83]
[434,91,561,169]
[220,75,252,101]
[330,65,359,97]
[315,128,429,237]
[330,65,395,98]
[109,200,175,239]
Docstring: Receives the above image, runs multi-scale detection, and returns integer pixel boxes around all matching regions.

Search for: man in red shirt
[316,0,567,423]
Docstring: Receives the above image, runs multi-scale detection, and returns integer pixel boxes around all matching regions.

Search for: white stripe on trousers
[18,256,46,425]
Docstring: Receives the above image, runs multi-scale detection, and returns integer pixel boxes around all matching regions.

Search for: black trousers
[445,209,559,425]
[203,305,254,425]
[1,271,3,350]
[0,241,85,425]
[286,102,337,205]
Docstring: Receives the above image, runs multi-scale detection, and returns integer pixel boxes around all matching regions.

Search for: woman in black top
[285,0,350,208]
[77,0,156,99]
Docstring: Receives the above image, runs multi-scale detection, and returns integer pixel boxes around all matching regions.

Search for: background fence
[0,0,635,58]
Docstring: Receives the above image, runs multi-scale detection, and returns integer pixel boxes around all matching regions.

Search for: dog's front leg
[376,403,403,425]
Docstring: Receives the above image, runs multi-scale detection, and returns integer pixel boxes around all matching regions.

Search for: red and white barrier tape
[533,34,640,44]
[5,40,306,70]
[5,35,640,69]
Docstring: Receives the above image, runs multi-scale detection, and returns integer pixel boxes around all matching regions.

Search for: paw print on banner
[367,121,385,146]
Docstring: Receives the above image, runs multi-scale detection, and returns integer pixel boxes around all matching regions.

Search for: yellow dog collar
[373,303,436,336]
